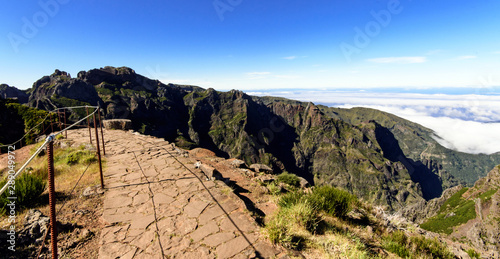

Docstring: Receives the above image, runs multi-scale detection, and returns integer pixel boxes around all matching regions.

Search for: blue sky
[1,0,500,90]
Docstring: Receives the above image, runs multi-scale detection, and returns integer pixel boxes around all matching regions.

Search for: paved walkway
[64,129,280,258]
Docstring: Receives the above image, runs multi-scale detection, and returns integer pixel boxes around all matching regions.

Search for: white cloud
[366,56,427,64]
[249,90,500,154]
[283,56,297,60]
[455,55,477,60]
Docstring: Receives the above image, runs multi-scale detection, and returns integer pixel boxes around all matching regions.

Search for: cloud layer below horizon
[248,90,500,155]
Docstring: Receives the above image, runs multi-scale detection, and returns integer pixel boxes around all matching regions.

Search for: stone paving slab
[58,129,280,258]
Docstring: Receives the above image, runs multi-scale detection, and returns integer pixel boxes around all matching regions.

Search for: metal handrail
[0,106,99,196]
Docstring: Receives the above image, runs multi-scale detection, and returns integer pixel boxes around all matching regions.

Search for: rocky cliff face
[28,69,102,110]
[321,106,500,195]
[0,84,29,103]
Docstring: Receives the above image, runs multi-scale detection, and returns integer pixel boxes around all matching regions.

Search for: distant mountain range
[2,66,500,212]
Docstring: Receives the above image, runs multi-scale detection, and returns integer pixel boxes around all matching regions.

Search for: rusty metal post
[47,140,58,259]
[86,107,92,144]
[93,112,104,189]
[63,109,67,139]
[98,107,106,156]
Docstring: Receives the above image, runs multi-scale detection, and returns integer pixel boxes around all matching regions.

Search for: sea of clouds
[247,90,500,155]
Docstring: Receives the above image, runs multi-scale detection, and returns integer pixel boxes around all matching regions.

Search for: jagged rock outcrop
[398,185,463,223]
[0,84,29,103]
[461,166,500,256]
[28,69,102,110]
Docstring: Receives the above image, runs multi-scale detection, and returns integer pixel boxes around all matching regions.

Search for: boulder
[297,176,310,188]
[196,162,222,180]
[103,119,132,130]
[229,159,247,169]
[249,164,273,173]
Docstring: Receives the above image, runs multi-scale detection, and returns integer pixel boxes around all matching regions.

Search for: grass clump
[267,186,357,250]
[277,172,300,187]
[382,231,454,259]
[0,172,46,214]
[466,248,481,259]
[267,202,318,249]
[65,150,97,165]
[308,186,355,218]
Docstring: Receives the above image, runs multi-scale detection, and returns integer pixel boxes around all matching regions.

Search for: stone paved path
[66,129,280,258]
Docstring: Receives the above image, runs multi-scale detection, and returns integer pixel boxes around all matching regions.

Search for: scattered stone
[228,159,247,169]
[445,212,456,218]
[19,209,50,244]
[81,185,105,197]
[249,164,273,173]
[297,176,310,188]
[255,174,275,185]
[189,148,216,158]
[198,163,223,180]
[36,135,47,143]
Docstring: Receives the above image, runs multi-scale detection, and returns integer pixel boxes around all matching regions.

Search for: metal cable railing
[0,106,99,198]
[0,105,99,150]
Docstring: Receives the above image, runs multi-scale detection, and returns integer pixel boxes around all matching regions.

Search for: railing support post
[63,109,67,139]
[47,139,58,259]
[86,107,92,144]
[93,112,104,189]
[98,107,106,156]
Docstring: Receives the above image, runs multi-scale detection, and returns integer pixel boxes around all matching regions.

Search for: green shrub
[277,172,301,187]
[266,202,318,249]
[309,186,355,218]
[383,231,454,259]
[266,215,306,249]
[466,248,481,259]
[278,191,305,208]
[0,173,46,214]
[285,202,320,232]
[384,240,410,258]
[65,150,96,165]
[410,235,454,259]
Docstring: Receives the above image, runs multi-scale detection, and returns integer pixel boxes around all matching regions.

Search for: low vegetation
[0,140,102,217]
[267,186,359,249]
[420,187,477,234]
[265,182,455,258]
[0,172,46,214]
[277,172,301,187]
[382,231,454,259]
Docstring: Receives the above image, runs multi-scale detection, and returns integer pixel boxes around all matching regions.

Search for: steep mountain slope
[320,106,500,187]
[418,165,500,257]
[0,84,29,103]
